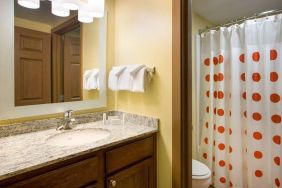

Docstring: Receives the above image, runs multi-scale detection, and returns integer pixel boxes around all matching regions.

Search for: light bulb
[85,0,105,18]
[51,1,70,17]
[78,10,94,23]
[18,0,40,9]
[61,0,80,10]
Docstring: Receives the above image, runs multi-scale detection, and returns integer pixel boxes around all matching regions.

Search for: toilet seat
[192,159,211,180]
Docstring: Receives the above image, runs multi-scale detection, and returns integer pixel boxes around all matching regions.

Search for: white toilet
[192,159,212,188]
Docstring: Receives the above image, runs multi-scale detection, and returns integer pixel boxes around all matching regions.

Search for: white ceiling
[14,0,77,27]
[193,0,282,25]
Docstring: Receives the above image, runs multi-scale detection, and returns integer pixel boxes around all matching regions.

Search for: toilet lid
[192,159,210,176]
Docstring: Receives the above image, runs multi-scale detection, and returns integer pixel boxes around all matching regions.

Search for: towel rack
[146,67,156,74]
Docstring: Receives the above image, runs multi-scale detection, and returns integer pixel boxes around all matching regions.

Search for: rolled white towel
[114,66,126,77]
[83,70,93,90]
[131,66,146,92]
[129,64,145,76]
[118,64,147,91]
[108,66,126,91]
[118,65,140,90]
[84,69,99,90]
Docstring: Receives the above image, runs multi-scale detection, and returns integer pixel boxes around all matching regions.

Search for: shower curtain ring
[243,16,247,22]
[254,14,258,22]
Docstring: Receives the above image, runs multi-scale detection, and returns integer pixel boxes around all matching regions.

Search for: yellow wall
[14,17,51,33]
[82,21,100,100]
[192,13,213,159]
[112,0,172,187]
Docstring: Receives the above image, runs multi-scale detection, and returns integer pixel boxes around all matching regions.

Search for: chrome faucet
[57,110,76,131]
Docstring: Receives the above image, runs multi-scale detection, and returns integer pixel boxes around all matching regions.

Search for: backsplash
[0,111,159,138]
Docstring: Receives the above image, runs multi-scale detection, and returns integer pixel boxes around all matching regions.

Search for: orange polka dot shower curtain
[198,15,282,188]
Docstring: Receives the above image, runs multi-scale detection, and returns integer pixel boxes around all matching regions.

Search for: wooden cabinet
[0,135,156,188]
[106,137,154,174]
[107,159,155,188]
[9,157,100,188]
[84,184,98,188]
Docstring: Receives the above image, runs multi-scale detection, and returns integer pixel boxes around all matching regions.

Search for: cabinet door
[106,137,154,174]
[107,158,155,188]
[14,27,51,106]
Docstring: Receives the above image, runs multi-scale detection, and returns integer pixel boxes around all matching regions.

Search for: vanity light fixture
[52,1,70,17]
[78,9,94,23]
[60,0,80,10]
[17,0,105,23]
[18,0,40,9]
[87,0,105,18]
[77,0,104,23]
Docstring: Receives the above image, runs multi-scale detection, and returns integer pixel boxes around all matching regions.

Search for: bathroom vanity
[0,135,156,188]
[0,113,158,188]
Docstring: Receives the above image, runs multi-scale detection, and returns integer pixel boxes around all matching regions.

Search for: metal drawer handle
[110,180,117,187]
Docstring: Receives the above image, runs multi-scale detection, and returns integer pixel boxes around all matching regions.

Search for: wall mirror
[15,0,103,106]
[0,0,107,119]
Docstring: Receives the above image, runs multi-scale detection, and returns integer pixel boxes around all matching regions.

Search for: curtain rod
[199,9,282,34]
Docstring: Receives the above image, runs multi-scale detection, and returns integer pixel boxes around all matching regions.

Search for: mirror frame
[0,0,107,120]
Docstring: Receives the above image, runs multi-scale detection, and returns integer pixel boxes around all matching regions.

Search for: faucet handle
[64,110,74,118]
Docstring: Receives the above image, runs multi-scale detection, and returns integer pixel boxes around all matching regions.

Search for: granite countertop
[0,121,158,181]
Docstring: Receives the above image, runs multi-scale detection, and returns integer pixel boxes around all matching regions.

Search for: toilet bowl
[192,159,212,188]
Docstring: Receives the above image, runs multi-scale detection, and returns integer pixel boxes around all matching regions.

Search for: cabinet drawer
[9,156,99,188]
[106,137,154,174]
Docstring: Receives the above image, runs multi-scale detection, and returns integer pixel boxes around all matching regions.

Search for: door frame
[51,16,83,103]
[172,0,192,187]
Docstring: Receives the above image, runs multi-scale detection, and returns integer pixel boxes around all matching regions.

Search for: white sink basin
[46,128,110,147]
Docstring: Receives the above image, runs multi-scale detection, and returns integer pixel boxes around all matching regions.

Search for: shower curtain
[198,15,282,188]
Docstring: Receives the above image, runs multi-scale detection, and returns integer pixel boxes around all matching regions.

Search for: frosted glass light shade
[78,10,94,23]
[18,0,40,9]
[52,1,70,17]
[88,0,105,18]
[61,0,80,10]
